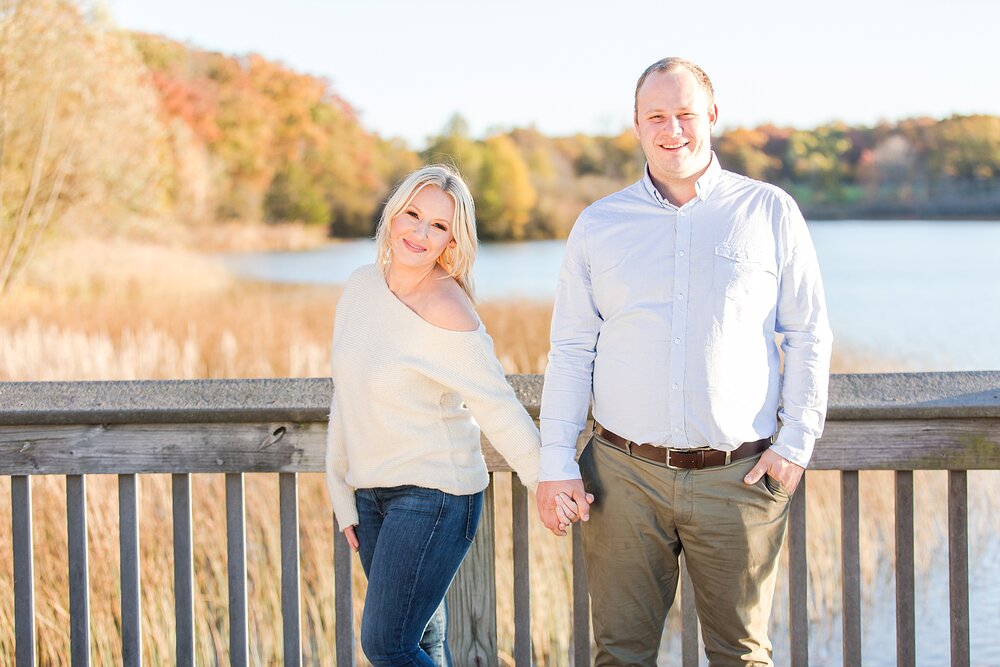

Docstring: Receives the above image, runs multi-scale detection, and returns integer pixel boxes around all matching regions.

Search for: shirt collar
[641,152,723,207]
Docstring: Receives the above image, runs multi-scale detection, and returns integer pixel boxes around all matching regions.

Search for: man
[537,57,832,666]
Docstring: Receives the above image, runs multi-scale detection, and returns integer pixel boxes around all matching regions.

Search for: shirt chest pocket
[713,244,778,304]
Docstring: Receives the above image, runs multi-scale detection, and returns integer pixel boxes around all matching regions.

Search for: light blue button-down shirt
[539,154,833,480]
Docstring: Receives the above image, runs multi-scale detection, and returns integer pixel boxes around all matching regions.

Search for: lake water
[221,220,1000,371]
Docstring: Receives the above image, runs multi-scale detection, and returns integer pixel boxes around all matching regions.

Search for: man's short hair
[634,57,715,114]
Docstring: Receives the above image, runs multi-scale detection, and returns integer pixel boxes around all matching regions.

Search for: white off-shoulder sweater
[325,264,541,528]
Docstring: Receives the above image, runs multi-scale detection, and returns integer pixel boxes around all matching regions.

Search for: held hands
[536,479,594,537]
[342,525,359,551]
[743,447,805,494]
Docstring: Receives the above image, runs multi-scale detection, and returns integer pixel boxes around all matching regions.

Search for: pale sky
[110,0,1000,147]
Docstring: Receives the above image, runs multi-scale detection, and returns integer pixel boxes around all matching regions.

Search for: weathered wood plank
[0,422,325,475]
[681,555,699,667]
[119,474,142,667]
[2,418,997,475]
[788,475,809,667]
[67,474,90,667]
[172,474,195,667]
[948,471,970,667]
[333,515,355,667]
[226,473,249,667]
[841,471,862,667]
[572,521,590,667]
[809,419,1000,470]
[448,477,498,667]
[11,475,35,667]
[511,475,531,666]
[280,473,302,667]
[895,471,915,667]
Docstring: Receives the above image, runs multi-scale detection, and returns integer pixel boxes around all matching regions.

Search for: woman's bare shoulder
[422,276,479,332]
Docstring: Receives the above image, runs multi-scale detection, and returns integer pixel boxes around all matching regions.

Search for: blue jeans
[355,485,484,667]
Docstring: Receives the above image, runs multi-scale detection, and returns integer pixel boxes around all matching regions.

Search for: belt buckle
[665,448,691,470]
[665,447,717,470]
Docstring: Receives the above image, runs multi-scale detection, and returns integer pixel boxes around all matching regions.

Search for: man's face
[634,69,718,186]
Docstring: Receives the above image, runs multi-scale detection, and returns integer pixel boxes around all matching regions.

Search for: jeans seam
[465,495,474,542]
[397,489,447,652]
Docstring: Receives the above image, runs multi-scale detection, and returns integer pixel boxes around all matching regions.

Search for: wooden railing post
[67,474,91,667]
[333,516,356,667]
[948,471,970,667]
[119,473,142,667]
[447,474,498,666]
[11,475,35,667]
[840,470,862,666]
[788,475,809,667]
[511,475,532,666]
[895,471,915,667]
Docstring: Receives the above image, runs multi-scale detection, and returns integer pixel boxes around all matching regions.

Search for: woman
[325,165,541,666]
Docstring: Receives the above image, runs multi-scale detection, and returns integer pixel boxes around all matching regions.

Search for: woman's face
[388,185,456,270]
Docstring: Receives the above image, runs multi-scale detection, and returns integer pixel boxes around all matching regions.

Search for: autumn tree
[0,0,168,294]
[133,34,414,235]
[715,127,781,181]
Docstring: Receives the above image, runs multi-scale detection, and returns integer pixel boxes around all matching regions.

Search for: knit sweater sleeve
[425,329,541,491]
[324,390,359,528]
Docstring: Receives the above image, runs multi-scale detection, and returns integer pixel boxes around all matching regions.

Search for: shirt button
[673,338,681,345]
[678,211,686,216]
[673,383,679,389]
[677,294,684,300]
[679,250,686,257]
[674,427,681,432]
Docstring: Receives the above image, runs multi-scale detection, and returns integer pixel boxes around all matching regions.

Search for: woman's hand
[554,491,592,535]
[343,525,360,551]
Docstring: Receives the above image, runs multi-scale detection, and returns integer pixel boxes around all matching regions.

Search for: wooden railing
[2,372,998,666]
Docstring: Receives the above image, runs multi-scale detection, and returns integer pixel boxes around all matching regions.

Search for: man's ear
[709,103,719,130]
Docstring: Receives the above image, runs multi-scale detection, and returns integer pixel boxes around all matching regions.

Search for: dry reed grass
[0,239,996,664]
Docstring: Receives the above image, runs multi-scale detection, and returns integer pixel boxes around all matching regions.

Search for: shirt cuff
[771,428,815,468]
[539,445,583,481]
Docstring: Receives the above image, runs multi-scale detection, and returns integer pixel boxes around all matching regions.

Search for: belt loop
[724,450,731,466]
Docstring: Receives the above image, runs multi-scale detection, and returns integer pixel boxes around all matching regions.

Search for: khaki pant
[579,433,791,667]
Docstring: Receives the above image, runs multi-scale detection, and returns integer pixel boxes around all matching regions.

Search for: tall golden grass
[0,238,995,664]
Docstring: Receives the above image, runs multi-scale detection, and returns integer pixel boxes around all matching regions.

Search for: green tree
[264,163,330,224]
[422,115,483,187]
[786,124,854,203]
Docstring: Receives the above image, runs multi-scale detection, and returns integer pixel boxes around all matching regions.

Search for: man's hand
[536,479,594,537]
[744,448,805,494]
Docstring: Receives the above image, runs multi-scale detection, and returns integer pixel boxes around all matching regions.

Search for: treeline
[714,118,1000,218]
[2,1,998,295]
[129,30,1000,232]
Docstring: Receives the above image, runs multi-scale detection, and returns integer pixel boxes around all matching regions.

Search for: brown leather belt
[593,423,771,470]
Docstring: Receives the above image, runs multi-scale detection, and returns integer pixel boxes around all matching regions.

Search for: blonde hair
[374,165,478,302]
